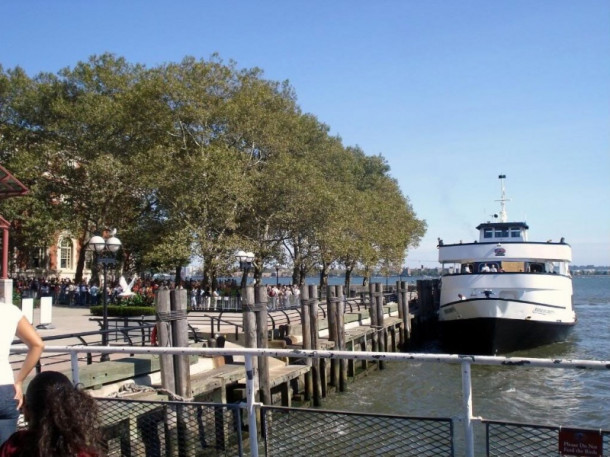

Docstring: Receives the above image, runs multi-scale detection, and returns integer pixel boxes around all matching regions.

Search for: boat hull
[439,315,575,355]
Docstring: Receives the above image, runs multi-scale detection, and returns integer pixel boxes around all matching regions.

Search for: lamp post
[275,265,280,286]
[236,250,255,289]
[88,233,121,361]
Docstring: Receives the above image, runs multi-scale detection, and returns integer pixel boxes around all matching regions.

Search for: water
[321,275,610,431]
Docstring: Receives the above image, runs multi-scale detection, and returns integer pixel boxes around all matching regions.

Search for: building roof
[0,164,29,200]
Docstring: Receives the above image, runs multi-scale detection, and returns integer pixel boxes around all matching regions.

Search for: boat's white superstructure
[437,175,575,355]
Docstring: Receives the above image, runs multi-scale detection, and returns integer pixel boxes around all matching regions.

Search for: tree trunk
[319,263,329,290]
[174,265,181,286]
[344,266,353,297]
[74,227,89,283]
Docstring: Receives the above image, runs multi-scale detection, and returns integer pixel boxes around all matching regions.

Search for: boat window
[547,262,559,274]
[510,227,521,238]
[495,228,509,238]
[483,228,493,238]
[528,263,545,273]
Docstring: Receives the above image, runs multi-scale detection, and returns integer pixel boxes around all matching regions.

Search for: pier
[22,281,428,400]
[9,279,487,456]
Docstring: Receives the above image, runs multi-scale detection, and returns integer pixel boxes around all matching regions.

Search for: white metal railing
[189,295,303,311]
[11,345,610,457]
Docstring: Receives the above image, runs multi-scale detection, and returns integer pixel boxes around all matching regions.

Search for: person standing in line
[0,371,105,457]
[0,301,44,446]
[89,283,99,306]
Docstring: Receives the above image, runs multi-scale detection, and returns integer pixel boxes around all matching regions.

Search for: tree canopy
[0,54,426,287]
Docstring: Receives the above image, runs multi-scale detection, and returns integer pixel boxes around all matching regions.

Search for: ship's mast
[496,174,510,222]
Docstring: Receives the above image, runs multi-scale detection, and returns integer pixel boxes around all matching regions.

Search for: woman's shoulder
[0,302,22,319]
[0,431,99,457]
[0,430,33,456]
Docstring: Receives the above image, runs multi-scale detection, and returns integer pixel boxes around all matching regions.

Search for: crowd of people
[12,276,304,311]
[12,276,158,307]
[266,284,301,310]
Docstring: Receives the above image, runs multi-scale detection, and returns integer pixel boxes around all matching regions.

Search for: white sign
[21,298,34,323]
[39,296,53,325]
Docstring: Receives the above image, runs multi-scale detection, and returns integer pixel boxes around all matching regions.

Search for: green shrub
[120,293,154,307]
[90,305,155,317]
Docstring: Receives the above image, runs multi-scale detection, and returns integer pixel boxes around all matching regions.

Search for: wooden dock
[49,280,441,411]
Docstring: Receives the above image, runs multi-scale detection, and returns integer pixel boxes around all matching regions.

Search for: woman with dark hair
[0,371,106,457]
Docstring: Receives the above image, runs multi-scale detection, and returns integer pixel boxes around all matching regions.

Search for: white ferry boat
[437,175,576,355]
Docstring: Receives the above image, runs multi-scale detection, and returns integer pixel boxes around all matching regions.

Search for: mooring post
[326,285,339,390]
[336,285,348,392]
[308,285,322,406]
[368,283,379,368]
[242,286,258,393]
[255,285,271,405]
[397,280,411,348]
[155,286,175,394]
[170,288,191,398]
[376,283,385,370]
[300,285,313,401]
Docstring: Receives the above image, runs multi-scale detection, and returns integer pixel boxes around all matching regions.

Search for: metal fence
[262,406,453,457]
[10,345,610,457]
[98,398,243,457]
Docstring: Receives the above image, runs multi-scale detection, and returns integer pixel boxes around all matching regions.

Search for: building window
[59,238,73,269]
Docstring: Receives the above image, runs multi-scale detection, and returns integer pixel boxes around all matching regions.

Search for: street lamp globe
[88,235,106,253]
[106,236,122,253]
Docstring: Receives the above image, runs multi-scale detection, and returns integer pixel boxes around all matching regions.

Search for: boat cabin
[476,222,528,243]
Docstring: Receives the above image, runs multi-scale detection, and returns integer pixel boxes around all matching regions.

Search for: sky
[1,1,609,267]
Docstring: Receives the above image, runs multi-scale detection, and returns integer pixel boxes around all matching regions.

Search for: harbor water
[320,275,610,431]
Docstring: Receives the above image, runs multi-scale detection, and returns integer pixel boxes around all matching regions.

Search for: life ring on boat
[151,325,158,346]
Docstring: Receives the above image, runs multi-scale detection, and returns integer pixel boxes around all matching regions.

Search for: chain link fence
[97,398,243,456]
[261,406,454,456]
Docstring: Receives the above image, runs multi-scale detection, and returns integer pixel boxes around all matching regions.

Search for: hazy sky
[2,1,608,267]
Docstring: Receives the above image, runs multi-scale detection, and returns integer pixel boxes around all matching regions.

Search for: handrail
[11,324,156,371]
[10,345,610,457]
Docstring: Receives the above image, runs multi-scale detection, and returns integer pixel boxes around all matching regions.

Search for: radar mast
[496,174,510,222]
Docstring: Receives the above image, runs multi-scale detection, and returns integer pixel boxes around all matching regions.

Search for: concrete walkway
[29,304,100,337]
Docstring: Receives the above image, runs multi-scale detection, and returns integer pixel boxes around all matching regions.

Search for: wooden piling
[368,283,378,358]
[155,287,175,394]
[255,285,271,405]
[397,280,411,348]
[242,286,258,392]
[308,285,322,406]
[326,285,339,390]
[170,288,191,399]
[336,285,348,392]
[376,283,386,370]
[300,285,313,402]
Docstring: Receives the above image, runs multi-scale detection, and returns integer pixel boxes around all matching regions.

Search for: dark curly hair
[22,371,105,457]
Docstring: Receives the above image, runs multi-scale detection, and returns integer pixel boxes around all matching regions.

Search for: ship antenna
[496,174,510,222]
